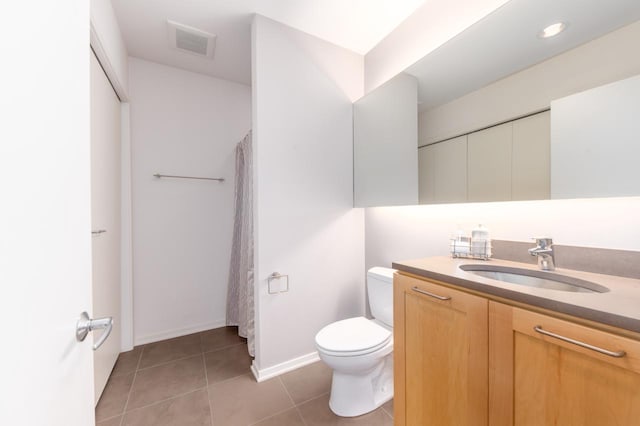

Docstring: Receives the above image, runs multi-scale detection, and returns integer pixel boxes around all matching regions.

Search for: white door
[0,1,95,425]
[90,52,122,402]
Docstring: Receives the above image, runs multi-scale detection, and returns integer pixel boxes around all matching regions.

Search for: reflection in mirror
[551,74,640,199]
[353,0,640,207]
[420,110,551,204]
[353,73,418,207]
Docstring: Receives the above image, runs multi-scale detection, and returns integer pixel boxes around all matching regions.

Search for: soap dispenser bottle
[471,224,491,258]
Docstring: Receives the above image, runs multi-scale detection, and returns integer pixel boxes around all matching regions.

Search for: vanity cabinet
[394,272,640,426]
[393,273,488,426]
[490,302,640,426]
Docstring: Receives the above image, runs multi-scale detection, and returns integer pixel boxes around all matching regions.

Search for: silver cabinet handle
[533,325,626,358]
[411,286,451,301]
[92,230,107,235]
[76,311,113,351]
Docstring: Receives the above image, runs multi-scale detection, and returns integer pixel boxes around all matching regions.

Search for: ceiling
[403,0,640,111]
[111,0,426,86]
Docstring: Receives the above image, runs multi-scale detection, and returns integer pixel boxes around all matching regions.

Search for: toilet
[315,267,395,417]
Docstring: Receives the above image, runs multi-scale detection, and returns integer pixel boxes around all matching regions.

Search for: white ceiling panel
[404,0,640,110]
[111,0,426,85]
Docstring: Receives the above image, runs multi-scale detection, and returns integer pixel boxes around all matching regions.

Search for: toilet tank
[367,267,396,328]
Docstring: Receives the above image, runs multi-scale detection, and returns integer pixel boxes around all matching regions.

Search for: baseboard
[251,351,321,382]
[134,318,227,346]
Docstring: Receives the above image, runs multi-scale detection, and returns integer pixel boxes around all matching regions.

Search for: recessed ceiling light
[539,22,567,39]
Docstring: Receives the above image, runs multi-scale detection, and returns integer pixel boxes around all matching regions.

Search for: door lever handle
[76,311,113,351]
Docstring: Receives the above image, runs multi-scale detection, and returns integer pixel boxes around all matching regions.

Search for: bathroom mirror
[353,0,640,207]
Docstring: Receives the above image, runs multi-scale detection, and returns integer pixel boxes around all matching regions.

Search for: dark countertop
[392,256,640,334]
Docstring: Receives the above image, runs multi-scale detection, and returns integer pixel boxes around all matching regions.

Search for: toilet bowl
[315,267,395,417]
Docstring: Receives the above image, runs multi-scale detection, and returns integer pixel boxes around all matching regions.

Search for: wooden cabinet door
[394,274,488,426]
[490,302,640,426]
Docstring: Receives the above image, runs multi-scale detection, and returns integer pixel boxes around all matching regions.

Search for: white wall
[419,20,640,145]
[90,0,129,98]
[551,75,640,199]
[365,197,640,271]
[129,58,251,344]
[364,0,509,93]
[252,15,365,378]
[354,73,418,207]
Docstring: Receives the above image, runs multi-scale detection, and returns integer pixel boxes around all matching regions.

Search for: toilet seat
[316,317,392,357]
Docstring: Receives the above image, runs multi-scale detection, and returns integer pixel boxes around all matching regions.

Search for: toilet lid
[315,317,391,355]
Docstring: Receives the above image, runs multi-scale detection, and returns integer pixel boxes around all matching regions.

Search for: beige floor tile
[127,355,206,410]
[204,344,252,384]
[122,388,211,426]
[381,399,393,418]
[208,374,293,426]
[95,372,135,422]
[96,415,122,426]
[201,326,245,353]
[138,333,202,369]
[251,408,305,426]
[280,361,332,404]
[111,346,144,377]
[297,394,393,426]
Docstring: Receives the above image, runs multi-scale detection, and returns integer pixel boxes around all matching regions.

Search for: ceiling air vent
[167,20,216,59]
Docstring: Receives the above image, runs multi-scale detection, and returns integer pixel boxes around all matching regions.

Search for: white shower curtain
[226,131,255,356]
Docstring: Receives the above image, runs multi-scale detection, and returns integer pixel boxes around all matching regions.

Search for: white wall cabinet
[512,111,550,200]
[418,143,436,203]
[419,135,467,204]
[419,111,550,204]
[468,122,512,202]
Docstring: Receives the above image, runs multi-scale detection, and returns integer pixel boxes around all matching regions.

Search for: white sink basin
[459,264,609,293]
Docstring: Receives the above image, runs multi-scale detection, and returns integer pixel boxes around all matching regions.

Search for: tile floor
[95,326,393,426]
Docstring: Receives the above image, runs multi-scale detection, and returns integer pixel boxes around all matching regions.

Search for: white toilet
[315,267,395,417]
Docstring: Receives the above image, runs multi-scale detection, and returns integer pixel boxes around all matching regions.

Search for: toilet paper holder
[268,272,289,294]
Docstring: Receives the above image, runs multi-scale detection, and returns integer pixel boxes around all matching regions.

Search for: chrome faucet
[529,237,555,271]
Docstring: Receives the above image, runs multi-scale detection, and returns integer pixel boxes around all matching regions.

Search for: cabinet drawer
[513,307,640,373]
[397,274,484,311]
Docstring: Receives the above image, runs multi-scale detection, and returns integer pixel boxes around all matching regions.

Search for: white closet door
[512,111,550,201]
[90,51,122,402]
[467,122,512,202]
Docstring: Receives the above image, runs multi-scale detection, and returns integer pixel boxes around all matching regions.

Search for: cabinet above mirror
[353,0,640,207]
